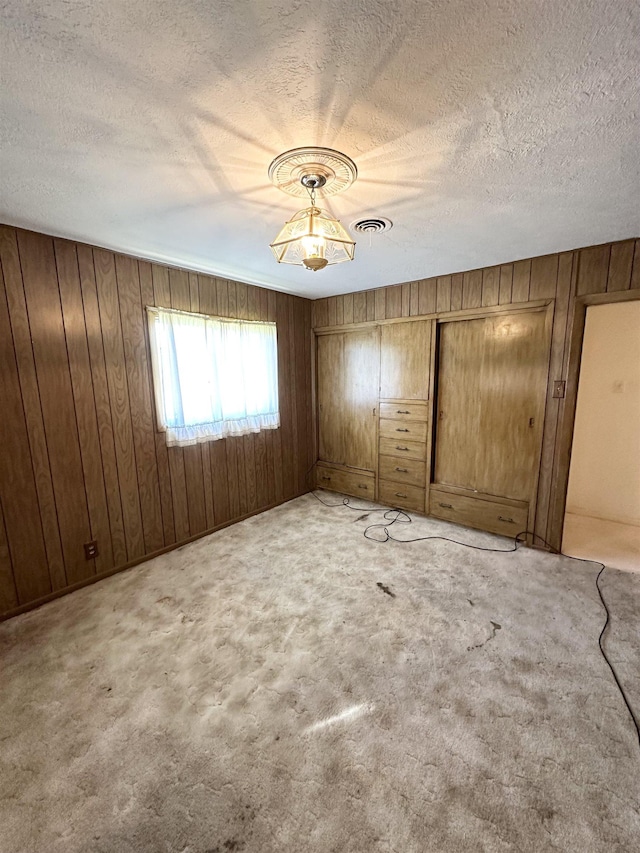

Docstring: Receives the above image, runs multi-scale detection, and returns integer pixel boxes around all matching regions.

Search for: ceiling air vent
[351,217,393,234]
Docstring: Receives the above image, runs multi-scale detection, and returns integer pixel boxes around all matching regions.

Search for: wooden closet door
[434,311,548,501]
[342,328,380,470]
[317,333,345,464]
[475,311,548,500]
[434,318,484,490]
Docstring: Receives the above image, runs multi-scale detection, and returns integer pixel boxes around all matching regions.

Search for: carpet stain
[467,620,502,651]
[376,582,396,598]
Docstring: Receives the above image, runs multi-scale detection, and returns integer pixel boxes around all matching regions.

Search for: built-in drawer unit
[429,486,528,538]
[379,401,429,422]
[316,463,375,499]
[379,437,427,461]
[378,480,426,513]
[379,418,428,443]
[379,456,426,488]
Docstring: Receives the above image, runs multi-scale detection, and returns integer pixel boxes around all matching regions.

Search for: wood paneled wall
[312,238,640,551]
[0,226,313,618]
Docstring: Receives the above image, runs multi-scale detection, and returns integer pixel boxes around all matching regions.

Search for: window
[147,306,279,447]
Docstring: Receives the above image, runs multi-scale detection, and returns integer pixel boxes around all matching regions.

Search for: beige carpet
[1,494,638,853]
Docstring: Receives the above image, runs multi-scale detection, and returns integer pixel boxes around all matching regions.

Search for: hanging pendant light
[268,148,357,272]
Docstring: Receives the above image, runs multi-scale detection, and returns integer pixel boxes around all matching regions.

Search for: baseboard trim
[1,491,309,623]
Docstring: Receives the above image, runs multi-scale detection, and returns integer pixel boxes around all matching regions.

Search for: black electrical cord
[311,488,640,749]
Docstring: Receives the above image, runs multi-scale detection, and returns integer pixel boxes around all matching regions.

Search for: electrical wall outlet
[84,540,99,560]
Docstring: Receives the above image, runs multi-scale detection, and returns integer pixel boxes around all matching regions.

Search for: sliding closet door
[434,310,548,501]
[475,312,548,500]
[434,319,484,491]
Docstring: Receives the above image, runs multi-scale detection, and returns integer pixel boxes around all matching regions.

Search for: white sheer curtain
[147,307,280,447]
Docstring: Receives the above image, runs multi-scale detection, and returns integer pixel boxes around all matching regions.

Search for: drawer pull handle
[321,475,331,481]
[396,428,410,433]
[395,467,408,473]
[498,515,515,523]
[439,502,453,509]
[396,445,409,451]
[358,484,369,490]
[396,410,410,414]
[395,492,408,498]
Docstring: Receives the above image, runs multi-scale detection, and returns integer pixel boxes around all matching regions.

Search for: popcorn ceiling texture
[0,1,638,297]
[0,495,639,852]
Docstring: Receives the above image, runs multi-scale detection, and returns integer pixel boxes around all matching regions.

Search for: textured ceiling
[1,1,639,298]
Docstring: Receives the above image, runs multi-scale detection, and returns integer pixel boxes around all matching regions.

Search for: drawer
[379,401,429,422]
[316,464,375,499]
[379,455,426,488]
[379,418,428,443]
[378,480,426,513]
[379,436,427,461]
[429,487,528,538]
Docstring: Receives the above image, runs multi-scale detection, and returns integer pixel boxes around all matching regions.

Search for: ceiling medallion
[268,147,357,272]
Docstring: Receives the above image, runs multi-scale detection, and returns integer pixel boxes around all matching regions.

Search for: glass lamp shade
[270,206,355,271]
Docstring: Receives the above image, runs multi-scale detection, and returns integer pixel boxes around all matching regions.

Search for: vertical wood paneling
[375,289,386,321]
[499,264,513,304]
[385,285,402,318]
[343,292,354,324]
[529,254,558,301]
[327,296,337,327]
[0,262,51,603]
[0,226,313,618]
[0,227,67,590]
[334,295,344,326]
[462,270,482,309]
[55,239,114,574]
[227,280,237,316]
[314,298,329,328]
[401,283,411,317]
[418,278,437,315]
[512,260,531,302]
[481,267,500,307]
[365,290,375,321]
[78,245,128,564]
[534,252,574,545]
[94,248,145,561]
[450,274,463,312]
[0,499,18,612]
[18,231,94,585]
[409,281,420,315]
[437,276,452,312]
[115,255,164,553]
[577,245,610,295]
[353,291,367,323]
[606,240,634,292]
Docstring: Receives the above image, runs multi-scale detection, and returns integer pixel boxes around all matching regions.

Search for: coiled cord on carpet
[310,489,640,749]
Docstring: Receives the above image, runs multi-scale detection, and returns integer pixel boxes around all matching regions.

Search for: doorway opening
[562,301,640,572]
